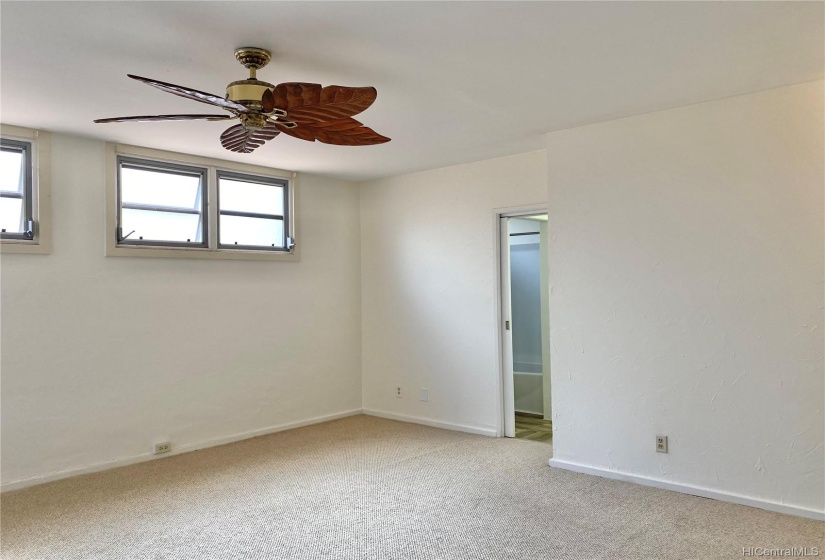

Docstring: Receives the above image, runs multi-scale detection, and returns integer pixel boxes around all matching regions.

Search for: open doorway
[500,212,551,444]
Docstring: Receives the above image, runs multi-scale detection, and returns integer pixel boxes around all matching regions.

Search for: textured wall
[360,151,547,432]
[546,81,824,514]
[1,134,363,486]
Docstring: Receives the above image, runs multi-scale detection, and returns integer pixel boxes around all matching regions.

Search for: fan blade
[220,123,281,154]
[277,117,390,146]
[272,83,378,124]
[261,88,275,113]
[128,74,249,113]
[272,83,322,111]
[94,114,236,124]
[276,122,315,142]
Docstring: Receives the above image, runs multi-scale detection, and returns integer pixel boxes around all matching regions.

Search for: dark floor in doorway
[515,412,552,443]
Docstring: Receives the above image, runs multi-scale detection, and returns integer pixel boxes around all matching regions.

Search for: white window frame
[0,124,52,255]
[105,143,299,261]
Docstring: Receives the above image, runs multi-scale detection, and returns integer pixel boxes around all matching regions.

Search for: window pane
[0,150,23,194]
[122,208,202,243]
[220,215,283,247]
[121,166,201,209]
[219,178,283,215]
[0,197,23,234]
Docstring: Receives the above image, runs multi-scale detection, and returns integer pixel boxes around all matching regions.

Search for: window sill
[106,243,299,262]
[1,239,51,255]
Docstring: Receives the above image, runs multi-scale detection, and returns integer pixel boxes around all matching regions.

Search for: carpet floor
[1,415,822,559]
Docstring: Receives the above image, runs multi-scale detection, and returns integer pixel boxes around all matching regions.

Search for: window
[0,139,33,240]
[117,157,207,248]
[107,144,297,261]
[0,125,51,254]
[218,171,290,250]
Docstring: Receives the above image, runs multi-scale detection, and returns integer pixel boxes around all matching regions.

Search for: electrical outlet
[154,442,171,455]
[420,388,429,402]
[656,435,668,454]
[395,386,403,398]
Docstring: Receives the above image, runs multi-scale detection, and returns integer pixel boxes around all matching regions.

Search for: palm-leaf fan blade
[128,74,250,113]
[272,83,378,124]
[277,117,390,145]
[94,114,235,123]
[272,82,322,111]
[220,123,281,153]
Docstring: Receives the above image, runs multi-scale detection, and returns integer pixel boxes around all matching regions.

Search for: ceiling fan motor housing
[226,79,275,110]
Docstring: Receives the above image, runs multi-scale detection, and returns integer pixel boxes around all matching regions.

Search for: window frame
[0,125,51,254]
[216,169,291,252]
[106,143,299,261]
[116,156,209,249]
[0,139,33,241]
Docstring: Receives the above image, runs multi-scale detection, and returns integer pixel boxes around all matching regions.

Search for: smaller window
[117,157,208,248]
[217,171,291,251]
[0,139,34,241]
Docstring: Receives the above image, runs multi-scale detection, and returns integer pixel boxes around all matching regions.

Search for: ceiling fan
[94,47,390,154]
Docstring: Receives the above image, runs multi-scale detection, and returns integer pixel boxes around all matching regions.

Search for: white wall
[539,221,551,420]
[0,134,363,487]
[546,81,824,515]
[360,151,547,433]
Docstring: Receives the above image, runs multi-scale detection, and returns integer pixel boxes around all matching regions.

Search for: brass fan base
[226,79,276,109]
[234,48,271,70]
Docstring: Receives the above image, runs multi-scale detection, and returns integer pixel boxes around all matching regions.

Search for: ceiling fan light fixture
[240,113,268,131]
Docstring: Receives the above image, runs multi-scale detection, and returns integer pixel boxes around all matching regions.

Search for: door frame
[493,204,548,437]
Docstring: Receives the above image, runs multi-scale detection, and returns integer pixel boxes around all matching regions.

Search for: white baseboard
[1,409,363,493]
[548,458,824,522]
[362,408,497,437]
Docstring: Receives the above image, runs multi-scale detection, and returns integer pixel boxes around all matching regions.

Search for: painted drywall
[546,81,825,515]
[0,133,363,486]
[539,221,552,420]
[360,151,547,433]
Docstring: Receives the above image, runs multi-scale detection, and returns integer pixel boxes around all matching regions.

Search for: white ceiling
[2,2,822,181]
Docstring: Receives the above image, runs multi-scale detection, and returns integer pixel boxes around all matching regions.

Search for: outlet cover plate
[154,442,171,455]
[656,435,668,453]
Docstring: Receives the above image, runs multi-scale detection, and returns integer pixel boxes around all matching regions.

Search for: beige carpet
[1,416,822,559]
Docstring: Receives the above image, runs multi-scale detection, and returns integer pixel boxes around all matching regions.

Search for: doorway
[499,212,551,444]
